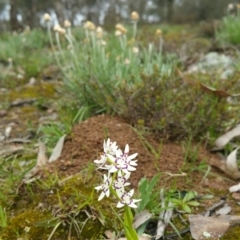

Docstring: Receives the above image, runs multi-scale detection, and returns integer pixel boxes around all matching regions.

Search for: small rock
[189,214,229,240]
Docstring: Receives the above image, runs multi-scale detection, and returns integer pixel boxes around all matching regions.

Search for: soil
[48,114,233,193]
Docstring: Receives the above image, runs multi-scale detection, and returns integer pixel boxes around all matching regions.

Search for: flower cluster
[94,139,141,208]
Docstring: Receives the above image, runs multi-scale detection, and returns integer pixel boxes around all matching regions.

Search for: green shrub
[121,71,240,139]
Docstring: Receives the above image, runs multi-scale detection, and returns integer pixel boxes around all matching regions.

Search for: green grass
[216,14,240,45]
[0,29,53,86]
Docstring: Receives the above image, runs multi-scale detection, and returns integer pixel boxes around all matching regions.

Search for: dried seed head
[58,27,66,35]
[43,13,51,22]
[155,29,162,36]
[132,47,139,53]
[115,30,122,37]
[228,3,234,10]
[115,24,127,34]
[96,26,103,38]
[84,21,96,31]
[131,11,139,21]
[64,20,71,28]
[53,24,61,32]
[53,24,66,35]
[124,58,130,65]
[101,40,106,46]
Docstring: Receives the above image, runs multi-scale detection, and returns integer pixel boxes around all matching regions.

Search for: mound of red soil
[49,114,231,192]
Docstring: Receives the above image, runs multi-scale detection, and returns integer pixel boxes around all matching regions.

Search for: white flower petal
[95,186,102,191]
[116,202,125,208]
[128,189,134,197]
[128,153,138,160]
[106,189,110,197]
[124,144,129,153]
[128,202,138,208]
[98,191,105,201]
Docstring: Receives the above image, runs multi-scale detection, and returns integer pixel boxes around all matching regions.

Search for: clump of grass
[216,5,240,45]
[45,15,174,122]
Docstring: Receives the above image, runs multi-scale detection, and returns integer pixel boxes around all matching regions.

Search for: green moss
[7,82,56,101]
[0,167,121,239]
[221,226,240,240]
[0,209,51,240]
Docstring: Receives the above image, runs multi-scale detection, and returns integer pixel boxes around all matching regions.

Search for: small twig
[163,172,187,177]
[204,199,226,217]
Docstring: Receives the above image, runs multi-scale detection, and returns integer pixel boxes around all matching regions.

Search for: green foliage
[0,205,7,228]
[0,155,35,206]
[123,71,240,139]
[0,29,53,85]
[182,137,200,164]
[169,190,200,213]
[46,22,175,123]
[136,174,161,214]
[216,13,240,45]
[39,121,71,148]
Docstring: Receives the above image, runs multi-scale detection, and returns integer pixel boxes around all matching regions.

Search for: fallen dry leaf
[48,135,66,163]
[209,157,240,180]
[229,182,240,193]
[226,147,240,173]
[36,142,48,166]
[23,142,48,182]
[133,210,152,229]
[214,124,240,150]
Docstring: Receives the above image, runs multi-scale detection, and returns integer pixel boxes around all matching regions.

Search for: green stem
[124,206,139,240]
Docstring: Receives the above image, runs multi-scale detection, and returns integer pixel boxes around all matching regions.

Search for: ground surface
[48,114,233,193]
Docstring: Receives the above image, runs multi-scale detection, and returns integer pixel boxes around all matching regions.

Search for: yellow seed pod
[131,11,139,21]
